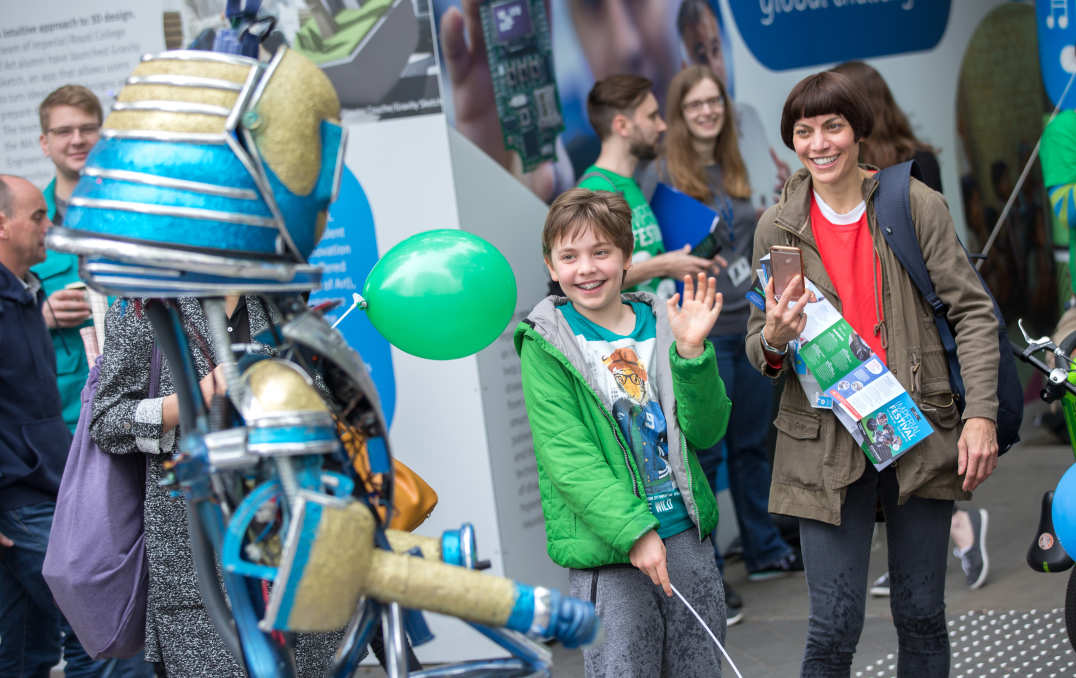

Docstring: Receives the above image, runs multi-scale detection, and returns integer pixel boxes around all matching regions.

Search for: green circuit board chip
[479,0,564,172]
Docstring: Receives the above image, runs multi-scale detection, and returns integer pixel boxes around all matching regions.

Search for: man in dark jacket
[0,174,71,677]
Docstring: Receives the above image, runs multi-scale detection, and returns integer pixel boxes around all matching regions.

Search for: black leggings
[799,465,952,678]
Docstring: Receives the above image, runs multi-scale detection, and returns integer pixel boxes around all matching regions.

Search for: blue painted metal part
[502,587,599,649]
[248,425,339,448]
[262,120,344,259]
[197,498,288,677]
[76,177,273,218]
[441,529,462,568]
[468,624,550,674]
[82,257,323,297]
[220,470,354,580]
[328,599,381,677]
[265,499,322,630]
[85,138,259,192]
[222,480,282,580]
[68,209,279,253]
[504,585,535,634]
[542,590,599,650]
[365,436,390,475]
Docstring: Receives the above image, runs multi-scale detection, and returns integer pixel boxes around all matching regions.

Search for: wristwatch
[760,330,790,356]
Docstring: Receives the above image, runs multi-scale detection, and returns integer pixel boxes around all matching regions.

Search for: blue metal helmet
[47,47,346,297]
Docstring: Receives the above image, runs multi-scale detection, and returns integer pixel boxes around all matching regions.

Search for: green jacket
[33,179,89,433]
[514,293,730,569]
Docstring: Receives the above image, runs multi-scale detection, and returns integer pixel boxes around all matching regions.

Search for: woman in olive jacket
[746,71,1000,676]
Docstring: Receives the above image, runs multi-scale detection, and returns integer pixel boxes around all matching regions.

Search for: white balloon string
[331,293,366,329]
[669,583,745,678]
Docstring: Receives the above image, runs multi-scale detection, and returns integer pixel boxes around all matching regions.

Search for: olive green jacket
[515,293,729,568]
[746,169,999,525]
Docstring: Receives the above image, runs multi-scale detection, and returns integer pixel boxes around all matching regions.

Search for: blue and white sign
[1038,0,1076,108]
[729,0,951,71]
[308,167,397,426]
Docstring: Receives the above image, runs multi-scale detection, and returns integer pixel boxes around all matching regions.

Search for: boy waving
[515,188,731,677]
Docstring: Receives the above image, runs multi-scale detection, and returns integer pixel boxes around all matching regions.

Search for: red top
[810,194,887,364]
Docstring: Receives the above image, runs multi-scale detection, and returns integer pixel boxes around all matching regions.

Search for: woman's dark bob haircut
[780,71,873,150]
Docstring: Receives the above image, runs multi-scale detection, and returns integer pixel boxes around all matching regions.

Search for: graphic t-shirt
[810,192,886,364]
[560,300,693,538]
[578,165,673,298]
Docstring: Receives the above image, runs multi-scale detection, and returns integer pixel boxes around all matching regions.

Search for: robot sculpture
[45,35,597,678]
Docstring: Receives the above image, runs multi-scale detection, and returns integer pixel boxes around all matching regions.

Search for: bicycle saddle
[1028,490,1075,573]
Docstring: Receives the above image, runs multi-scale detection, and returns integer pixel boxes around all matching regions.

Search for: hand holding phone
[770,245,803,300]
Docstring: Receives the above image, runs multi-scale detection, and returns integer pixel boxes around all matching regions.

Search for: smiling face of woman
[792,113,860,188]
[680,77,725,143]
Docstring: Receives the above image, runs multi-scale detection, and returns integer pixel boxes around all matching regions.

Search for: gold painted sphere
[240,360,327,417]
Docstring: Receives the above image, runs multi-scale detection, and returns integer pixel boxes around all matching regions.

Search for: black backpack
[874,160,1022,454]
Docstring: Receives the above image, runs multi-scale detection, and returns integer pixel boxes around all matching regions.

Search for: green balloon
[362,229,518,360]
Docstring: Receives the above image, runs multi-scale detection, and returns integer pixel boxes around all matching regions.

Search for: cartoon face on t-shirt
[603,346,649,404]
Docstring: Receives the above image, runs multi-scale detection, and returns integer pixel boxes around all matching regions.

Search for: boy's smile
[546,224,634,330]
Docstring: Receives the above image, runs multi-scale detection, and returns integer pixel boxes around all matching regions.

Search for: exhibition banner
[729,0,950,71]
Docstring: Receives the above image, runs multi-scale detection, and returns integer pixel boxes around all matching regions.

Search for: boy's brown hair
[779,70,872,150]
[586,74,653,141]
[542,188,634,260]
[38,85,103,133]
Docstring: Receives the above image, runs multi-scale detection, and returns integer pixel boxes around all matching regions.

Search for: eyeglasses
[47,124,101,139]
[682,95,725,114]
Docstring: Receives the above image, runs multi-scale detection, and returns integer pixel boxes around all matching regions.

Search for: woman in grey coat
[90,297,333,677]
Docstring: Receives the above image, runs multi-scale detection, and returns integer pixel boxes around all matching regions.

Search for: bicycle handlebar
[1014,322,1076,403]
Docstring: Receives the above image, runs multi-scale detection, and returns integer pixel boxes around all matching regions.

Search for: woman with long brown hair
[830,60,942,192]
[641,65,802,627]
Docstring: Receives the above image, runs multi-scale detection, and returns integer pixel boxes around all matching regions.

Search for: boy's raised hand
[667,272,723,359]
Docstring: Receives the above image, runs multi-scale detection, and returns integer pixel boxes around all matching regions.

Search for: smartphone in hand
[770,245,803,299]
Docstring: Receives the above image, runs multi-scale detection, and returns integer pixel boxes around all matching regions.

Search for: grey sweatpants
[569,530,726,678]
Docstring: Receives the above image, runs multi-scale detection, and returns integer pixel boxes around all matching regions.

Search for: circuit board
[479,0,564,172]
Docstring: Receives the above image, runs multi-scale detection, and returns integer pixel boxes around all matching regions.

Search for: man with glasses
[31,86,153,678]
[34,86,99,434]
[577,75,722,298]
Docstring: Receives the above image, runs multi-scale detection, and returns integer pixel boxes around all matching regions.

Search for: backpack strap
[874,160,965,399]
[874,161,944,316]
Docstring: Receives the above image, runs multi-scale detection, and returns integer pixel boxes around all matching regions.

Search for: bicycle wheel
[1066,566,1076,652]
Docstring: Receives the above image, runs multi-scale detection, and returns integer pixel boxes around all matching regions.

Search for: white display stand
[343,115,565,663]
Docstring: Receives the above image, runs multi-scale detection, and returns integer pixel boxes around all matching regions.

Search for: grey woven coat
[90,298,334,677]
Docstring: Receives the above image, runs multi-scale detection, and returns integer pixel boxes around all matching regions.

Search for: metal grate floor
[855,609,1076,677]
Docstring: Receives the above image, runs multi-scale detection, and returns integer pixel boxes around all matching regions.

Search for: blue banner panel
[1038,0,1076,108]
[308,168,397,426]
[729,0,950,71]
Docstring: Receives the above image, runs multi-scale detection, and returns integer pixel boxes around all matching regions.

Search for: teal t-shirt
[559,300,693,538]
[578,166,673,298]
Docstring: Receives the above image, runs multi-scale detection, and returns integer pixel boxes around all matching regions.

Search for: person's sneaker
[724,579,744,626]
[747,550,804,582]
[870,571,891,597]
[955,507,989,589]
